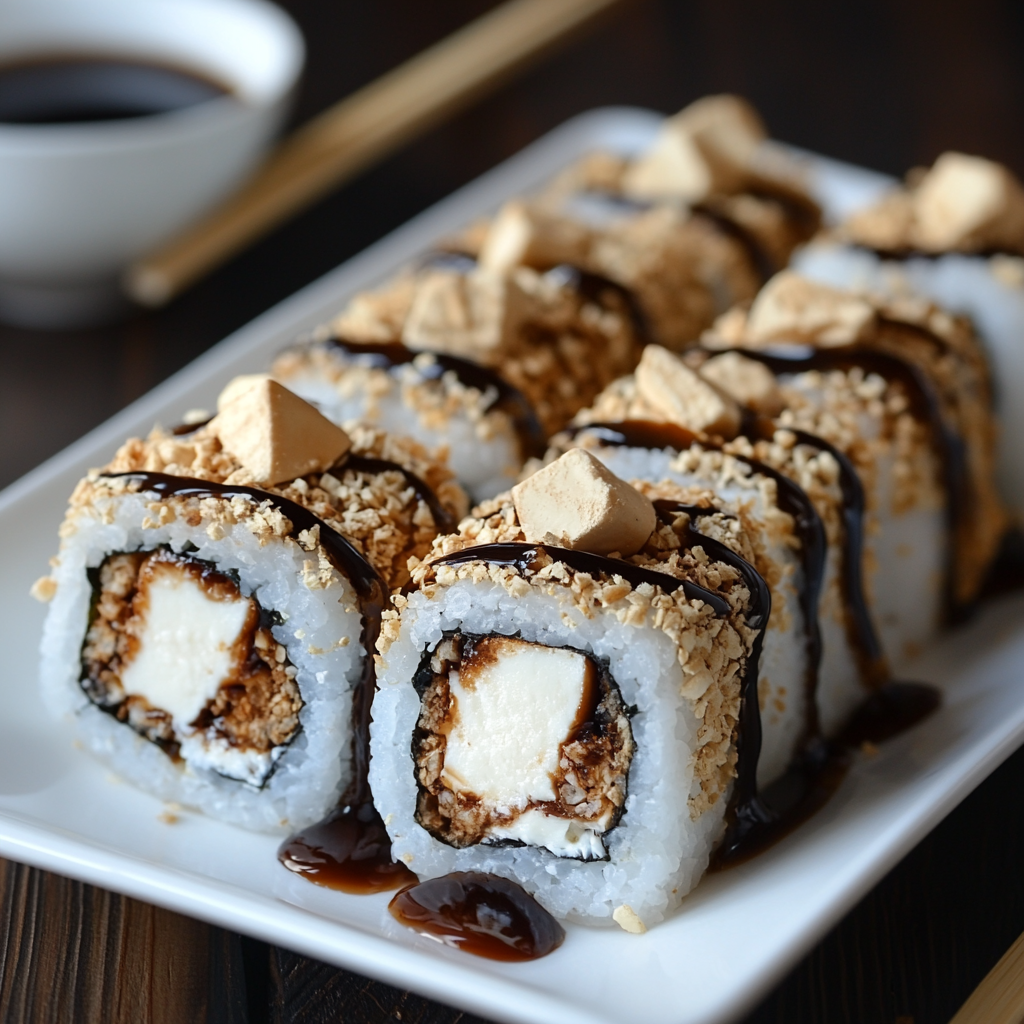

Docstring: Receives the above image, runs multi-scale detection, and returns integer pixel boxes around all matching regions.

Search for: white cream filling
[489,808,609,860]
[119,564,249,733]
[179,732,282,788]
[441,639,613,858]
[442,641,586,805]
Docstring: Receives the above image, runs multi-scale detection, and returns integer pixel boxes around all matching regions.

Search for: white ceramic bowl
[0,0,305,328]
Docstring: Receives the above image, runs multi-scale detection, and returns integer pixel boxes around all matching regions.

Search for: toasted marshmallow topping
[699,350,784,416]
[623,94,767,203]
[119,560,251,730]
[744,270,876,347]
[479,200,593,273]
[844,151,1024,255]
[512,448,655,556]
[401,267,534,357]
[211,378,351,485]
[216,373,271,411]
[635,345,742,438]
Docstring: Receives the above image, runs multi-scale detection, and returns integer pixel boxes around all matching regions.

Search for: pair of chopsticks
[125,0,624,307]
[950,931,1024,1023]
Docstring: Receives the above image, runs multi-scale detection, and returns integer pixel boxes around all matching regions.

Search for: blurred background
[5,0,1024,491]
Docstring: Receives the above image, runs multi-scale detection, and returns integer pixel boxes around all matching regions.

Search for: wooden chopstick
[124,0,623,307]
[949,930,1024,1023]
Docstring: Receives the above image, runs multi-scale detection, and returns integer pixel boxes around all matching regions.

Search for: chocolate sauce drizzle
[423,249,654,349]
[653,499,775,846]
[341,454,456,534]
[433,542,731,616]
[567,420,827,748]
[321,336,547,460]
[693,204,779,283]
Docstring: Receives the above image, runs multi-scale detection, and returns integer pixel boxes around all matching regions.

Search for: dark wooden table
[4,2,1024,1021]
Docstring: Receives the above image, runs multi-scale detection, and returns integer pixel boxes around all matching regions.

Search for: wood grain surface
[4,2,1024,1022]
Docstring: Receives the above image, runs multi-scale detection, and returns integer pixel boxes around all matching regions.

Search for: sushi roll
[321,256,643,441]
[270,336,544,503]
[370,450,772,928]
[464,95,822,350]
[793,151,1024,521]
[545,421,826,783]
[33,378,466,832]
[569,272,1005,731]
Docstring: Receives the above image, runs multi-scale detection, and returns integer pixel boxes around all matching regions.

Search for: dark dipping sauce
[388,872,565,962]
[278,802,416,895]
[0,56,230,125]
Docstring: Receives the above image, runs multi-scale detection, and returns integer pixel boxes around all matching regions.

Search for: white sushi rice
[278,360,520,501]
[795,240,1024,521]
[370,578,727,928]
[581,443,808,785]
[40,487,363,833]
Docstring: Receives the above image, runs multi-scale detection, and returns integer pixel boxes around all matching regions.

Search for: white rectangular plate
[2,108,1022,1024]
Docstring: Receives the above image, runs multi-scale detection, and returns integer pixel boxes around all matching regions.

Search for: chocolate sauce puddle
[322,338,547,459]
[101,471,411,893]
[389,871,565,962]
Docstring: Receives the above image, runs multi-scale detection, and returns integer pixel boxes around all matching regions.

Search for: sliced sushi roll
[545,422,826,783]
[460,95,821,350]
[321,256,643,441]
[370,449,772,928]
[571,274,1005,730]
[270,336,544,503]
[793,151,1024,521]
[700,272,1005,633]
[34,379,466,833]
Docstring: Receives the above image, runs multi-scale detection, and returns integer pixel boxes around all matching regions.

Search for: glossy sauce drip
[388,871,565,962]
[341,454,456,533]
[433,542,731,616]
[786,427,889,687]
[101,472,408,893]
[543,263,654,346]
[855,241,1024,262]
[323,337,547,458]
[278,802,416,895]
[692,204,779,282]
